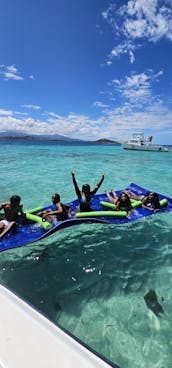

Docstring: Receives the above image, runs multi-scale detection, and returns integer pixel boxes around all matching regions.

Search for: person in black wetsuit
[71,170,104,212]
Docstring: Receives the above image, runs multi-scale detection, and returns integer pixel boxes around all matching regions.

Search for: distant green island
[0,135,121,145]
[94,139,120,145]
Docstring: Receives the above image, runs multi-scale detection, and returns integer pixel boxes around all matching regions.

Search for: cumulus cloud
[103,0,172,62]
[112,69,163,105]
[0,100,171,142]
[0,64,24,80]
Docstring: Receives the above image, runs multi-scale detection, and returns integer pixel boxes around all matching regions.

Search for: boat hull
[122,143,170,152]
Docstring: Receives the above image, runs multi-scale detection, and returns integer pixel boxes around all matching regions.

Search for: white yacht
[122,132,170,152]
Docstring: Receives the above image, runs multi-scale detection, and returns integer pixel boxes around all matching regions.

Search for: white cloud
[0,100,171,142]
[0,64,24,80]
[22,104,41,110]
[110,41,138,63]
[111,70,163,105]
[93,101,109,108]
[0,109,13,116]
[103,0,172,62]
[45,111,61,118]
[106,60,112,66]
[1,66,168,141]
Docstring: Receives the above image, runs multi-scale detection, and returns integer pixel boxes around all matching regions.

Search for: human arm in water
[91,173,105,195]
[71,170,81,199]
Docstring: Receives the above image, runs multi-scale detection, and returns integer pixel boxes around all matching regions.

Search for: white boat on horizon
[122,132,170,152]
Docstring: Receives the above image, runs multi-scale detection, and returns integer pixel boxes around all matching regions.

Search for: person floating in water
[71,170,104,212]
[105,190,132,219]
[38,193,72,225]
[125,191,161,212]
[0,195,24,238]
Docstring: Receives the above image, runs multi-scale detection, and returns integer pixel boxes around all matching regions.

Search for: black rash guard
[72,174,104,212]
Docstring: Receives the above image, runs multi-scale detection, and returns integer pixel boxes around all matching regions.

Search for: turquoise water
[0,139,172,368]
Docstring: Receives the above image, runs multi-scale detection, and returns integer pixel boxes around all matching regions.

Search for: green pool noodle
[75,210,127,218]
[130,199,142,208]
[160,198,168,207]
[100,198,166,210]
[100,200,142,210]
[25,212,52,230]
[26,206,44,214]
[100,201,117,210]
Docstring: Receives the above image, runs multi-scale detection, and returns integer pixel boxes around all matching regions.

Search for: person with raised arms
[71,170,104,212]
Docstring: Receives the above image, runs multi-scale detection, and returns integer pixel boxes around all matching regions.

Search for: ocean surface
[0,139,172,368]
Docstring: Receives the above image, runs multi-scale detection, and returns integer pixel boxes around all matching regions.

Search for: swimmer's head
[10,195,21,207]
[52,193,60,204]
[82,184,90,195]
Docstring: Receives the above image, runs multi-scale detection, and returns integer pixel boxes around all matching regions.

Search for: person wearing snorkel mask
[71,170,104,212]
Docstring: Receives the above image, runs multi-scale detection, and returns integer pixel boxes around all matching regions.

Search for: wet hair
[52,193,60,204]
[117,192,132,211]
[82,184,90,194]
[148,192,160,209]
[10,195,21,207]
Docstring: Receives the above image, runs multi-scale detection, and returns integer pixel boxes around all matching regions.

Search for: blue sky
[0,0,172,143]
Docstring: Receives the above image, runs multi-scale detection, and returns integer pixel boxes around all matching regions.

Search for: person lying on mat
[105,190,132,219]
[71,170,104,212]
[124,190,161,212]
[38,193,72,225]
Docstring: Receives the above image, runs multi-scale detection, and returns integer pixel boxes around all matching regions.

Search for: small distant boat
[122,132,170,152]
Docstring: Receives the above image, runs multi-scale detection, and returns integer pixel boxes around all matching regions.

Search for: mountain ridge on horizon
[0,131,120,144]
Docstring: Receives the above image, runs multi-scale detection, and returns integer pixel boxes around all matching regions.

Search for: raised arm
[91,173,105,195]
[71,170,81,198]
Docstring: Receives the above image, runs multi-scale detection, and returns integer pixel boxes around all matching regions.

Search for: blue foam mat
[0,183,172,252]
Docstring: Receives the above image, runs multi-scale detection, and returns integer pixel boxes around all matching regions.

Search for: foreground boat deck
[0,284,118,368]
